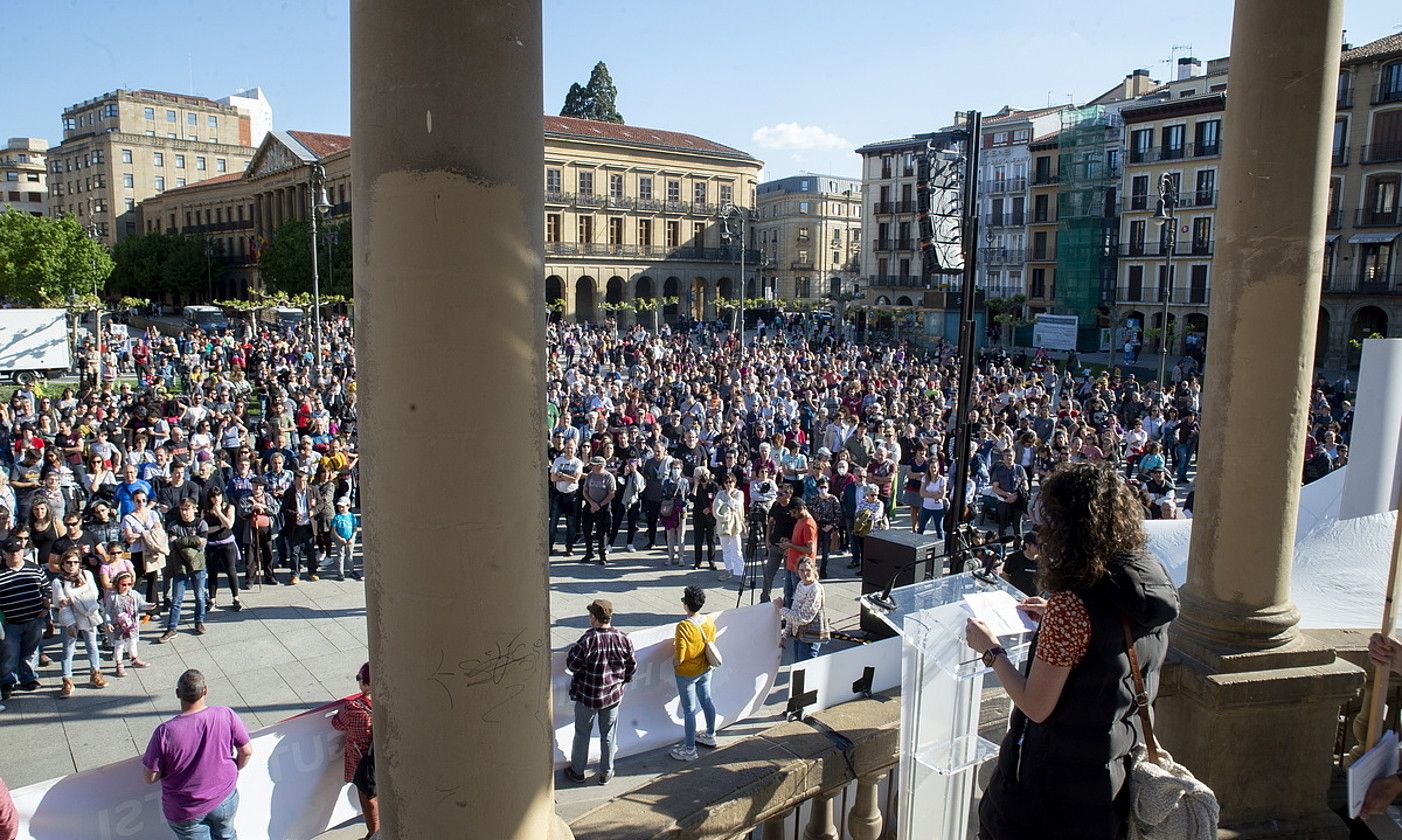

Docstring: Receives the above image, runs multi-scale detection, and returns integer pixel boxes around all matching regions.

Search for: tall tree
[257,219,352,297]
[0,210,113,306]
[107,230,222,300]
[559,62,624,123]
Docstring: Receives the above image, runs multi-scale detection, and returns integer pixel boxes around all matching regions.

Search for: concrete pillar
[1155,1,1363,835]
[351,2,565,839]
[845,776,883,840]
[802,792,839,840]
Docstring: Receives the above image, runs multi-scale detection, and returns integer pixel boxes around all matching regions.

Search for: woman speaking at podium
[966,463,1179,839]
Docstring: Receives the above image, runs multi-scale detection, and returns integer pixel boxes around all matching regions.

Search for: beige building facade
[135,116,760,317]
[47,89,256,244]
[541,116,762,323]
[1322,33,1402,367]
[1,137,48,217]
[754,174,862,302]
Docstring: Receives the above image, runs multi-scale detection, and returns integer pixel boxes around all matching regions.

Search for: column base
[551,814,576,840]
[1155,637,1363,836]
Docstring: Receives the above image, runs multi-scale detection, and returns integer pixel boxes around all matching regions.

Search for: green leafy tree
[257,219,352,296]
[559,62,624,123]
[107,231,221,301]
[0,210,113,306]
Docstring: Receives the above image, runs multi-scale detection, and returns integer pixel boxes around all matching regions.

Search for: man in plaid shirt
[564,599,636,785]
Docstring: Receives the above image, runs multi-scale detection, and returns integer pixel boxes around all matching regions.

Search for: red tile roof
[543,116,756,160]
[1342,33,1402,64]
[983,105,1067,127]
[288,130,352,159]
[157,172,245,195]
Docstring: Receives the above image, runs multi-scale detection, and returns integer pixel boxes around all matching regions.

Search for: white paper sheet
[961,591,1037,638]
[1348,729,1399,819]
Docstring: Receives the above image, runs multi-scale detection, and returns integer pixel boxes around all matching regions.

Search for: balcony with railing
[791,261,815,271]
[1324,274,1399,295]
[1118,240,1215,258]
[1357,207,1402,227]
[986,177,1027,194]
[544,242,759,262]
[867,273,927,288]
[1031,171,1059,186]
[1128,193,1150,212]
[1371,83,1402,106]
[1362,142,1402,164]
[984,212,1025,228]
[1116,283,1211,306]
[1189,141,1221,158]
[980,247,1025,264]
[1177,189,1218,209]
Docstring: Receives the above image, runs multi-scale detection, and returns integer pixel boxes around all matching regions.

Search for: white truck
[0,308,73,386]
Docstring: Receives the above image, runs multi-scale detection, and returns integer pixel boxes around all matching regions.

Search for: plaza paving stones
[0,538,875,830]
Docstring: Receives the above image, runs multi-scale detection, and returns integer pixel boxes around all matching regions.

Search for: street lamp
[309,162,332,359]
[1152,173,1178,386]
[718,202,749,343]
[203,239,214,302]
[85,221,103,390]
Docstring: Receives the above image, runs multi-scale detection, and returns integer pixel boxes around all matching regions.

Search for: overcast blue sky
[10,1,1399,179]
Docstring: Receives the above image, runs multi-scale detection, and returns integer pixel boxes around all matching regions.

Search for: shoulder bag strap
[1120,613,1161,763]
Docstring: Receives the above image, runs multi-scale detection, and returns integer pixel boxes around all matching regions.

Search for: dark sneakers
[563,768,587,783]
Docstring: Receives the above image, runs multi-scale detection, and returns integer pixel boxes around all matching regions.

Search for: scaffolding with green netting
[1054,105,1120,351]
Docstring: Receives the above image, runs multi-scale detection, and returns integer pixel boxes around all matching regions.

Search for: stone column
[1155,1,1363,836]
[352,2,565,839]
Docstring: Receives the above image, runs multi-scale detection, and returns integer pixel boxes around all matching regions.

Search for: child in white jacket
[103,571,153,676]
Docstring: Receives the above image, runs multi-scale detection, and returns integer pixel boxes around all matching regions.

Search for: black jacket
[979,550,1180,840]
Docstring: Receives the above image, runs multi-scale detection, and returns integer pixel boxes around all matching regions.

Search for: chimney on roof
[1176,57,1202,81]
[1132,68,1151,77]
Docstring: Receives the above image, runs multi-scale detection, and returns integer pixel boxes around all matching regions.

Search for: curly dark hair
[1035,462,1146,593]
[682,585,707,613]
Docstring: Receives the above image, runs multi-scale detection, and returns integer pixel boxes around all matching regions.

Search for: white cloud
[750,122,849,151]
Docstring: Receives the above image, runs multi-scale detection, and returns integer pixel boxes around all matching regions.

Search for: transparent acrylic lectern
[860,571,1033,840]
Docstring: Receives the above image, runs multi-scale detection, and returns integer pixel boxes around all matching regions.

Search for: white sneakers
[669,745,699,761]
[695,732,718,748]
[627,544,637,552]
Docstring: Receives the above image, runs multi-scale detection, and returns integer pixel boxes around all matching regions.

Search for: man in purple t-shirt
[142,669,252,839]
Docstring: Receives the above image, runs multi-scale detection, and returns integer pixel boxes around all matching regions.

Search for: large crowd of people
[0,315,359,708]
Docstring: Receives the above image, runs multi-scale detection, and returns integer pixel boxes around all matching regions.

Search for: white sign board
[1032,313,1078,351]
[0,308,71,373]
[789,636,901,714]
[552,601,781,766]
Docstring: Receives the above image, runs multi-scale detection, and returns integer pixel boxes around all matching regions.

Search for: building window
[666,179,680,203]
[608,217,624,246]
[693,182,707,206]
[208,115,218,128]
[124,198,135,211]
[216,158,226,172]
[638,219,652,247]
[62,117,76,131]
[1190,265,1208,303]
[1130,129,1152,163]
[1191,217,1212,254]
[143,107,156,120]
[176,178,186,187]
[546,213,561,243]
[166,109,176,122]
[799,201,810,214]
[797,249,809,265]
[153,152,164,166]
[609,173,624,200]
[196,156,206,171]
[577,215,593,243]
[187,112,197,125]
[720,183,733,206]
[1161,125,1186,159]
[1031,268,1047,298]
[1194,119,1221,155]
[545,168,561,194]
[796,277,811,297]
[121,149,133,164]
[1130,175,1150,210]
[155,176,165,192]
[577,170,594,197]
[122,173,133,188]
[666,220,680,248]
[175,155,185,168]
[639,176,653,201]
[692,222,705,248]
[1127,265,1144,301]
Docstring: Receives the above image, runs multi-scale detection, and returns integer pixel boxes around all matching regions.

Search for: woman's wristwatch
[982,645,1006,667]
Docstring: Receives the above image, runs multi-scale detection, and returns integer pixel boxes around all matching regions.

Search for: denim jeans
[1174,443,1193,481]
[60,626,101,678]
[917,506,945,538]
[1,617,44,687]
[792,640,823,663]
[167,787,239,840]
[570,701,619,777]
[783,569,798,606]
[167,571,209,630]
[675,671,716,750]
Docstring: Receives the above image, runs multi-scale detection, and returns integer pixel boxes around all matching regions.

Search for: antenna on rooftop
[1162,44,1194,70]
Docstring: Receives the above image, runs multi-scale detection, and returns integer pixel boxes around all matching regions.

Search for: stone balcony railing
[568,687,1013,840]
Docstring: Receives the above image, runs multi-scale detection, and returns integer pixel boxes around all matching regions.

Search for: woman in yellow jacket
[671,584,718,761]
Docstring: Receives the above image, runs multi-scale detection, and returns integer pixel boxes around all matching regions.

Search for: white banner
[13,604,784,838]
[552,601,781,766]
[13,700,361,840]
[1032,314,1078,352]
[789,636,901,715]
